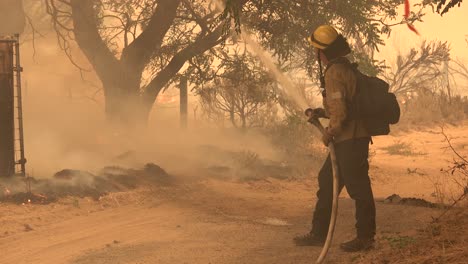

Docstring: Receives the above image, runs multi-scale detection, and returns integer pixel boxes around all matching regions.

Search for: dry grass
[401,91,468,124]
[382,141,426,156]
[356,207,468,264]
[357,127,468,263]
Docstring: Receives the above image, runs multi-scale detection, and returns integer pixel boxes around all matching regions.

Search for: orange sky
[375,3,468,94]
[379,4,467,61]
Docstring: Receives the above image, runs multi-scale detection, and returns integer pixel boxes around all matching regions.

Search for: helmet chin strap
[318,50,326,90]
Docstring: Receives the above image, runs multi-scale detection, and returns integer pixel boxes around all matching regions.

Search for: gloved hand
[304,108,326,120]
[322,127,334,147]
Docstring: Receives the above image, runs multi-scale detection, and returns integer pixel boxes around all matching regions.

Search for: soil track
[0,178,438,264]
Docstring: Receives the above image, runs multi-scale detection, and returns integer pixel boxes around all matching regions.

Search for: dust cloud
[19,34,283,179]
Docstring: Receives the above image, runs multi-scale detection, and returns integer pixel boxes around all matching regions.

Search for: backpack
[351,66,400,136]
[324,60,400,136]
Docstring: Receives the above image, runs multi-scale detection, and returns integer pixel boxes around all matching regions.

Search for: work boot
[293,233,325,246]
[340,237,375,252]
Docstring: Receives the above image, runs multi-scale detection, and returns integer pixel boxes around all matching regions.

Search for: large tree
[44,0,420,127]
[46,0,239,126]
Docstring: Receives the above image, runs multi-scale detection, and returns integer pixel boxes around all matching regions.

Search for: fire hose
[305,109,340,264]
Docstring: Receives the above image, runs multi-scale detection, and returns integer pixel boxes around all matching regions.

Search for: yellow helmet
[307,25,339,50]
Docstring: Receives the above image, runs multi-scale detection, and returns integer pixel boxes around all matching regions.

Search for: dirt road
[1,125,466,264]
[0,178,438,264]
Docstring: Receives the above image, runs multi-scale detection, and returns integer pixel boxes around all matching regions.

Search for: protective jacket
[323,57,370,143]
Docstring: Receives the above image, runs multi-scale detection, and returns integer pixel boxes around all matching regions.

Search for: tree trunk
[103,82,151,130]
[63,0,243,131]
[240,112,247,129]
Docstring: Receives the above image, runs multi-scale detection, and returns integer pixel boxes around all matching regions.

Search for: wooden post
[0,41,15,177]
[180,76,188,129]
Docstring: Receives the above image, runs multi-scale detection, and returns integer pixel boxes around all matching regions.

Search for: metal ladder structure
[0,34,26,177]
[12,34,26,176]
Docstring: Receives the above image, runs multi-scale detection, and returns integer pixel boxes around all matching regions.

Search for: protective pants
[311,137,376,239]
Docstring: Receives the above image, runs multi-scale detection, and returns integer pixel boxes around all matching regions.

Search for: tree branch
[70,0,120,87]
[142,25,226,107]
[121,0,181,72]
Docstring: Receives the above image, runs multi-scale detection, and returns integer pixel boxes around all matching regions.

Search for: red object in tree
[405,0,420,35]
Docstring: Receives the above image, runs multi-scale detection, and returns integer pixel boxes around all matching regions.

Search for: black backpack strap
[324,57,351,75]
[351,62,360,142]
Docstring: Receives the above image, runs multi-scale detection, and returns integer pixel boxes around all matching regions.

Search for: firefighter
[293,25,376,252]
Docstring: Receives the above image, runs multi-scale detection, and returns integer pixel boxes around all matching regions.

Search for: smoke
[15,34,283,179]
[0,0,26,35]
[0,2,309,181]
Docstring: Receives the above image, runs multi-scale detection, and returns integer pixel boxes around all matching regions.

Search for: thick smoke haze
[19,35,282,178]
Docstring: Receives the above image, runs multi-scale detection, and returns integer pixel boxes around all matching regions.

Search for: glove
[304,108,326,119]
[322,127,334,147]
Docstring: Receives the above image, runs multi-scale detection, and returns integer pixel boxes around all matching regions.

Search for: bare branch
[384,41,450,95]
[441,126,468,164]
[45,0,91,75]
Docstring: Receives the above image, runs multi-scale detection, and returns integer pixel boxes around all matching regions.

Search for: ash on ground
[0,163,171,204]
